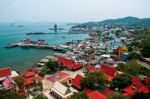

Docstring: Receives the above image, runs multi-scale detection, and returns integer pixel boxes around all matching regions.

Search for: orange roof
[0,67,11,77]
[24,71,35,78]
[105,74,113,82]
[72,74,83,89]
[87,90,107,99]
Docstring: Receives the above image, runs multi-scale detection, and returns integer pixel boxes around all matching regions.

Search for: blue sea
[0,23,89,71]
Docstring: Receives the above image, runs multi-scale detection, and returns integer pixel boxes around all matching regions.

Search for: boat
[4,43,18,48]
[26,32,46,35]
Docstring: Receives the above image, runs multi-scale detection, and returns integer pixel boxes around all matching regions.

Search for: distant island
[71,17,150,30]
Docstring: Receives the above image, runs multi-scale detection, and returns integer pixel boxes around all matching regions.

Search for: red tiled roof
[101,65,117,77]
[144,76,150,86]
[83,88,92,94]
[69,63,82,70]
[34,74,43,81]
[24,77,34,86]
[101,88,113,96]
[58,57,74,67]
[138,86,149,93]
[80,45,86,49]
[87,90,107,99]
[46,71,69,82]
[0,67,11,77]
[122,85,135,97]
[72,74,83,89]
[86,65,99,71]
[132,76,143,89]
[24,71,35,78]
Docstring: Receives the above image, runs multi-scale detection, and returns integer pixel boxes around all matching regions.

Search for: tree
[33,94,48,99]
[127,52,139,60]
[111,73,132,90]
[141,45,150,58]
[70,92,88,99]
[46,60,60,71]
[132,92,150,99]
[0,89,25,99]
[108,93,129,99]
[117,60,150,76]
[81,71,107,90]
[14,76,24,88]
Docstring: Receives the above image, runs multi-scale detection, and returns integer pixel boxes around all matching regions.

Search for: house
[23,70,42,88]
[87,90,107,99]
[0,67,16,89]
[50,81,73,99]
[101,65,117,82]
[117,45,128,60]
[58,57,74,67]
[122,76,150,97]
[0,67,11,79]
[86,65,100,72]
[58,57,82,70]
[71,74,84,90]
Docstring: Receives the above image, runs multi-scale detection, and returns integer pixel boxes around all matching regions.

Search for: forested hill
[72,17,150,28]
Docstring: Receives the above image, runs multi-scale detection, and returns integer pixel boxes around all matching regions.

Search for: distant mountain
[72,17,150,29]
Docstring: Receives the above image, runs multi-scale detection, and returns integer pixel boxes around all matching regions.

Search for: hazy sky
[0,0,150,23]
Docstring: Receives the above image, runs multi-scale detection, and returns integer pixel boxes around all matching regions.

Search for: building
[117,45,128,60]
[0,67,16,89]
[71,74,83,90]
[87,90,107,99]
[50,81,73,99]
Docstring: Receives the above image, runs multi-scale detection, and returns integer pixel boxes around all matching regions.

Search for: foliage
[70,92,88,99]
[33,94,48,99]
[62,82,70,87]
[111,73,132,90]
[14,76,24,88]
[108,93,130,99]
[127,52,139,60]
[141,44,150,58]
[38,69,46,77]
[132,92,150,99]
[81,71,107,90]
[117,60,150,76]
[46,60,60,71]
[85,49,95,55]
[0,89,25,99]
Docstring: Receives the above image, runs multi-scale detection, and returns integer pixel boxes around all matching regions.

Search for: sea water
[0,23,89,71]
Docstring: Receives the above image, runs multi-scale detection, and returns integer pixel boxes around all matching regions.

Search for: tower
[54,24,57,33]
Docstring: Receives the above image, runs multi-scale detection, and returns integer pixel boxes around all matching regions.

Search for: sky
[0,0,150,23]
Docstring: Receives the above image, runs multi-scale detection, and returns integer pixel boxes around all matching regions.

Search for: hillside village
[0,25,150,99]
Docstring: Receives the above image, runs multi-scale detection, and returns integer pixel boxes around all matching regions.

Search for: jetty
[4,38,68,53]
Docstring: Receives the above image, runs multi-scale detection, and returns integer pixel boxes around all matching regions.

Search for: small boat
[4,43,17,48]
[26,32,46,35]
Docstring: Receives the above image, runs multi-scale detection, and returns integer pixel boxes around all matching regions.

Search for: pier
[4,42,67,53]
